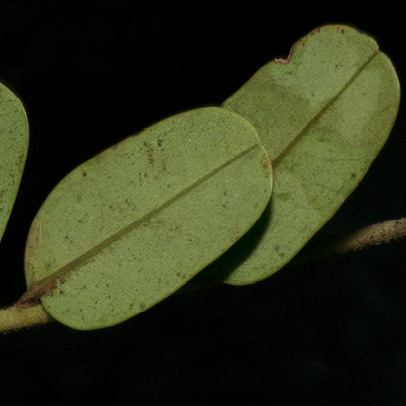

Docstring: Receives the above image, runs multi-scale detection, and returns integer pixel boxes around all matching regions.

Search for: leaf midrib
[273,51,378,167]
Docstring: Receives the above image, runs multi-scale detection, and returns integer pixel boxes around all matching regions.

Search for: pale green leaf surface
[24,107,272,330]
[204,25,400,285]
[0,82,29,242]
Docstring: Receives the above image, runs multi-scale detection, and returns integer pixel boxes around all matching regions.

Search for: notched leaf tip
[274,44,295,64]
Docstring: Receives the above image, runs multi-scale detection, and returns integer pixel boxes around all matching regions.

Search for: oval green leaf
[205,25,400,285]
[24,107,272,330]
[0,82,29,242]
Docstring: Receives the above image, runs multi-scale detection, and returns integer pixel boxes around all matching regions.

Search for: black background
[1,2,406,405]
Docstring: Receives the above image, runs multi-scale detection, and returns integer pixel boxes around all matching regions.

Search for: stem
[0,303,53,333]
[0,217,404,333]
[291,217,406,265]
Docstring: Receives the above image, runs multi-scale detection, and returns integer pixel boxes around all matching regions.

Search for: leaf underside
[24,107,272,330]
[0,82,29,242]
[204,24,400,285]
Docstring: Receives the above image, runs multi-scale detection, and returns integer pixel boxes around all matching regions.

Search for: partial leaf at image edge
[23,107,272,330]
[0,82,29,243]
[204,24,400,285]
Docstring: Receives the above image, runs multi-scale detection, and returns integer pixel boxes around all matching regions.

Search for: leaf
[23,107,272,330]
[204,25,400,285]
[0,82,29,242]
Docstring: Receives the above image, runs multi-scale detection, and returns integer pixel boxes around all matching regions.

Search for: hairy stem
[0,304,53,333]
[291,217,406,265]
[0,217,405,333]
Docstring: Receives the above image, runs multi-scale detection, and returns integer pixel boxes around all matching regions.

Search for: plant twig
[291,217,406,265]
[1,218,405,333]
[0,303,54,333]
